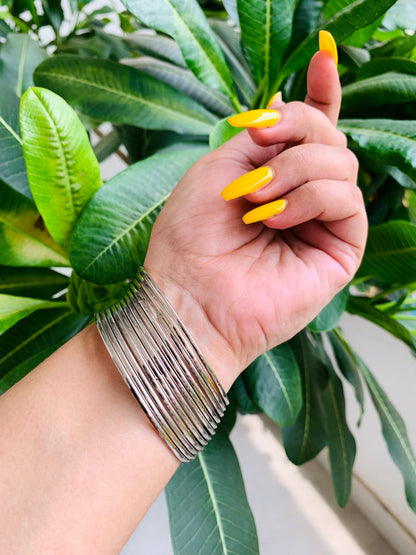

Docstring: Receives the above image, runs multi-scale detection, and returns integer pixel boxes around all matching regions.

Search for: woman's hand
[144,51,368,390]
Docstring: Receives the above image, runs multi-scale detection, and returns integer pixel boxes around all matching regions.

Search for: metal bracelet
[95,268,229,462]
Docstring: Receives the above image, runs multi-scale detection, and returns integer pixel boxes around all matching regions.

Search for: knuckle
[343,147,359,178]
[335,129,348,148]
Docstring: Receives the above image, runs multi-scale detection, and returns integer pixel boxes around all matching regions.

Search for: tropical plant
[0,0,416,552]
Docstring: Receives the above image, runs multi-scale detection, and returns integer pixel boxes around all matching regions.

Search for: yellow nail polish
[227,109,280,129]
[221,167,273,201]
[243,199,287,224]
[319,30,338,68]
[266,91,282,109]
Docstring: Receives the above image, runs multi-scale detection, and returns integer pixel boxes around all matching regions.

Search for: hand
[144,52,368,390]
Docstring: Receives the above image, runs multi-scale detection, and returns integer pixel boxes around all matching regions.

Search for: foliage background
[0,0,416,553]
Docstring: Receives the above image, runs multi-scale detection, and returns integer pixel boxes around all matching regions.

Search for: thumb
[305,32,341,126]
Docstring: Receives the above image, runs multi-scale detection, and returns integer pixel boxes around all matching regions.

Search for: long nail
[221,167,273,201]
[319,30,338,67]
[266,91,282,109]
[227,109,280,129]
[243,199,287,224]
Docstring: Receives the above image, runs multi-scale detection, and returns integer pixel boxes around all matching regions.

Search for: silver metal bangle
[95,268,229,462]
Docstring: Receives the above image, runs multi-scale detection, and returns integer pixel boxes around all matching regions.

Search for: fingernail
[319,30,338,68]
[227,109,280,129]
[221,167,273,201]
[266,91,282,109]
[243,199,287,224]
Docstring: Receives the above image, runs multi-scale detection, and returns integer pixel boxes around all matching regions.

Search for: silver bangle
[95,268,229,462]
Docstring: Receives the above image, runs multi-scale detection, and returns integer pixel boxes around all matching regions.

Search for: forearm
[0,324,180,554]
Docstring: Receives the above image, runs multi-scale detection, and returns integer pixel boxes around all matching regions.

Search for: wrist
[143,264,240,392]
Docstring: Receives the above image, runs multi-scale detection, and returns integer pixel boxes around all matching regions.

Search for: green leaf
[290,0,324,48]
[309,287,349,332]
[165,432,259,555]
[210,21,256,106]
[20,87,102,253]
[0,266,69,298]
[125,33,187,68]
[34,55,218,136]
[347,295,416,351]
[120,0,238,106]
[0,181,69,267]
[0,307,89,378]
[244,343,302,426]
[281,332,328,464]
[209,116,241,149]
[356,57,416,79]
[0,294,67,334]
[325,0,383,48]
[122,57,233,117]
[358,221,416,284]
[342,73,416,112]
[322,360,356,507]
[339,119,416,183]
[41,0,64,34]
[67,272,129,316]
[358,357,416,512]
[278,0,398,86]
[231,374,260,415]
[70,145,208,284]
[238,0,296,100]
[328,329,365,420]
[0,34,46,98]
[0,86,30,197]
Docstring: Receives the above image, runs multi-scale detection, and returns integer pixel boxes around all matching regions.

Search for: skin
[0,52,367,554]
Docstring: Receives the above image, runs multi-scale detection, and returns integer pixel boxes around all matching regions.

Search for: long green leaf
[70,145,208,284]
[328,328,365,419]
[122,57,233,117]
[34,56,218,136]
[309,287,349,332]
[278,0,398,86]
[20,87,102,253]
[322,360,356,507]
[0,266,69,298]
[125,33,187,67]
[0,86,30,197]
[342,73,416,111]
[281,332,328,464]
[120,0,238,106]
[211,22,256,106]
[358,357,416,512]
[347,295,416,351]
[238,0,296,100]
[0,34,46,98]
[357,220,416,284]
[0,181,69,267]
[166,432,259,555]
[244,343,302,426]
[290,0,324,48]
[339,119,416,183]
[356,57,416,79]
[0,294,67,334]
[0,307,89,378]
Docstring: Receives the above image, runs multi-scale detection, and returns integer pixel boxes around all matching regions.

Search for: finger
[239,101,346,149]
[305,38,341,126]
[220,144,357,203]
[243,178,366,259]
